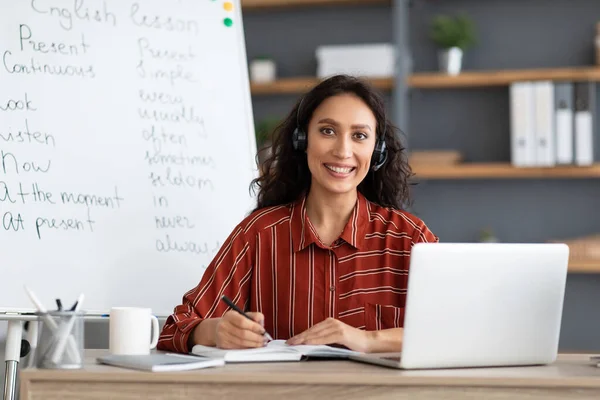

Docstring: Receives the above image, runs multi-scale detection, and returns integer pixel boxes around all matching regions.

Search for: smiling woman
[157,75,438,356]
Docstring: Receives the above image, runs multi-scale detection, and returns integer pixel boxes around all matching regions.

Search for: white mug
[109,307,159,355]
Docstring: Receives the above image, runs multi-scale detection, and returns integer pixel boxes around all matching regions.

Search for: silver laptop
[351,243,569,369]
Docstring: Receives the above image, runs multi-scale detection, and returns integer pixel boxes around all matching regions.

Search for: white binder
[534,81,556,167]
[574,82,596,166]
[554,82,574,165]
[510,82,537,167]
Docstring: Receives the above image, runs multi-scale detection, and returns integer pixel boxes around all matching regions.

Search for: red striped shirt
[158,192,438,353]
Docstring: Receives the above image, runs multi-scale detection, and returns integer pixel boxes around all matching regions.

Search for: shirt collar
[291,192,369,252]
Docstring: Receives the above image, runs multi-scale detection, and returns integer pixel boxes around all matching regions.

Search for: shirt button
[330,285,335,292]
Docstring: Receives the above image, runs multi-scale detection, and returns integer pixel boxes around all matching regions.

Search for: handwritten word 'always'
[155,234,212,255]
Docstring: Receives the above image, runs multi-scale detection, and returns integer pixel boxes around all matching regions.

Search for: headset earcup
[372,139,388,171]
[293,128,307,151]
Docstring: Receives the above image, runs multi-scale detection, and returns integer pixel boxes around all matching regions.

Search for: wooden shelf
[251,76,394,95]
[407,67,600,89]
[569,260,600,273]
[242,0,390,10]
[411,163,600,179]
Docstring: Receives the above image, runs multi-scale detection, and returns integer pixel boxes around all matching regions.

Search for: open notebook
[191,340,359,363]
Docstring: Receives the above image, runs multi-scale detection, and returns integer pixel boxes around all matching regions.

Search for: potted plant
[255,117,281,165]
[250,56,277,83]
[429,14,476,75]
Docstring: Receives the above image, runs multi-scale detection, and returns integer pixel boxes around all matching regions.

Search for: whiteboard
[0,0,257,316]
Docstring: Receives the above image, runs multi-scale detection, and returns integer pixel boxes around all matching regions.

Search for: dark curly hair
[250,74,414,212]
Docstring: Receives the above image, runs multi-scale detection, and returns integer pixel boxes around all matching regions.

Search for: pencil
[221,295,274,341]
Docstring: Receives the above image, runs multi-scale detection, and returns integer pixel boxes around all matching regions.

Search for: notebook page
[267,340,358,357]
[191,343,301,362]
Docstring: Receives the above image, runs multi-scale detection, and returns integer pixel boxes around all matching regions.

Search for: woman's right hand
[214,310,267,349]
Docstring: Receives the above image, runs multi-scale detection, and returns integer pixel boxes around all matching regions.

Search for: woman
[157,74,438,354]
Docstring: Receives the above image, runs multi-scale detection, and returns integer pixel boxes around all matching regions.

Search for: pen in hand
[220,295,274,342]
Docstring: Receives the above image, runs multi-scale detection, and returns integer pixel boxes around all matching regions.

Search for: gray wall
[407,0,600,351]
[245,0,600,352]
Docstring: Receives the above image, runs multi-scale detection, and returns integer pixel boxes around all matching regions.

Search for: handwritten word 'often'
[35,208,96,239]
[130,3,198,35]
[1,150,51,175]
[20,24,91,56]
[0,119,56,147]
[0,93,36,112]
[30,0,117,31]
[149,168,214,191]
[142,125,188,152]
[138,37,195,62]
[3,51,95,78]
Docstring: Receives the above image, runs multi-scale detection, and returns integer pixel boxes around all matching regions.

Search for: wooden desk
[20,351,600,400]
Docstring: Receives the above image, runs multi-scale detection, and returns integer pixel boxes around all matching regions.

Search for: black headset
[292,98,388,171]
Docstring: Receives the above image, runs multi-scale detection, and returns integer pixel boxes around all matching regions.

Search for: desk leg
[3,320,22,400]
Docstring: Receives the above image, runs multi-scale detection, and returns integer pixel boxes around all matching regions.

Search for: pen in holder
[35,311,84,369]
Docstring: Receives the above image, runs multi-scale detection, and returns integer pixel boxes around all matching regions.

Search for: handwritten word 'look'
[30,0,117,31]
[0,93,36,112]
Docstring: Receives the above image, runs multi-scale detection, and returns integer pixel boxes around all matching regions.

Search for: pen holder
[35,311,85,369]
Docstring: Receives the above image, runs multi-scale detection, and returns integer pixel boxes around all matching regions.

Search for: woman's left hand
[286,318,372,353]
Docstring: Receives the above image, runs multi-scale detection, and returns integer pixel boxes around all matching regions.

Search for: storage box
[316,43,395,78]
